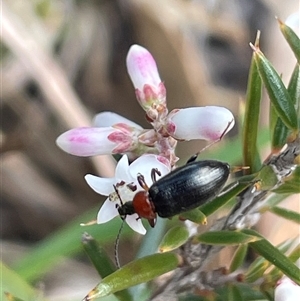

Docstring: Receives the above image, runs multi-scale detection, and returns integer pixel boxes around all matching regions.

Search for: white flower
[275,276,300,301]
[85,154,170,234]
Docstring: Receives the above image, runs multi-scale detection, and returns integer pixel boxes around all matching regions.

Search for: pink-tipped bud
[126,44,166,112]
[165,106,235,141]
[56,125,140,156]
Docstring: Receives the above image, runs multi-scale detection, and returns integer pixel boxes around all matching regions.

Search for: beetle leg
[186,153,199,164]
[137,173,150,191]
[151,168,161,183]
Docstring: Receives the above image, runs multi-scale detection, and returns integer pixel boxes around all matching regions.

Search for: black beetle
[117,156,230,227]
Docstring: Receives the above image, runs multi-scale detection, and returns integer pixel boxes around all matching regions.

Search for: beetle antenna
[201,119,234,152]
[113,184,123,206]
[187,119,234,164]
[115,217,125,269]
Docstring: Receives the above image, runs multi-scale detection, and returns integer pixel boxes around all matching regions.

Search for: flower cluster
[56,44,235,233]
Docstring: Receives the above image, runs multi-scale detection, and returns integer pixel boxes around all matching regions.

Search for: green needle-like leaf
[278,18,300,63]
[196,230,260,245]
[242,229,300,284]
[82,232,117,277]
[200,181,252,217]
[288,244,300,263]
[272,64,300,149]
[228,284,244,301]
[251,44,298,130]
[288,64,300,113]
[179,208,207,224]
[229,244,248,273]
[270,206,300,224]
[159,225,189,252]
[243,33,262,173]
[245,258,271,283]
[82,253,181,300]
[271,115,290,150]
[82,233,132,301]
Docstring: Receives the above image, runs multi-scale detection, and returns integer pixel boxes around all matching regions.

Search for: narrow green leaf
[270,206,300,224]
[82,253,181,300]
[288,64,300,112]
[0,262,37,301]
[245,258,271,283]
[159,225,189,252]
[272,64,300,149]
[278,18,300,63]
[196,230,260,245]
[243,33,262,173]
[82,232,117,277]
[223,283,266,300]
[246,238,297,283]
[228,284,244,301]
[179,209,207,224]
[268,243,300,281]
[252,44,298,130]
[131,219,167,301]
[242,229,300,284]
[200,181,251,216]
[264,193,292,208]
[277,238,298,255]
[82,233,132,301]
[229,244,248,272]
[271,116,290,150]
[288,244,300,263]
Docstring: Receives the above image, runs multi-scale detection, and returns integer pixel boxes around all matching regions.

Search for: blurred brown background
[1,0,299,299]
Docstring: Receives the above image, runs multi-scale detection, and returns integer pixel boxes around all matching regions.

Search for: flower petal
[93,112,143,130]
[166,106,235,141]
[85,174,115,196]
[125,215,147,235]
[115,155,132,181]
[129,154,171,187]
[97,199,119,224]
[56,127,119,156]
[275,277,300,301]
[126,44,161,91]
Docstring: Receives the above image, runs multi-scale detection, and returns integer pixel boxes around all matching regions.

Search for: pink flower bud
[56,126,138,156]
[165,106,235,141]
[126,44,166,111]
